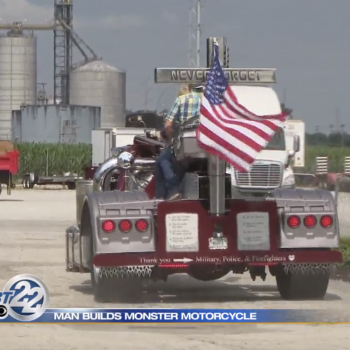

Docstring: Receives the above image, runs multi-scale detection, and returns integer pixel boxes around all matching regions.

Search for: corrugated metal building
[11,105,101,143]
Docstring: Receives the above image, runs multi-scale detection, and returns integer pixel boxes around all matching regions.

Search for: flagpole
[206,38,227,220]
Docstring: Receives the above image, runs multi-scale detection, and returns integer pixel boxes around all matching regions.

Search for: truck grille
[235,162,282,188]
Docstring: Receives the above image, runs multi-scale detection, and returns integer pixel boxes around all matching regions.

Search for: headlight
[282,174,295,187]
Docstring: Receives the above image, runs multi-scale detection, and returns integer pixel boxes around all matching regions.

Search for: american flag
[196,43,289,172]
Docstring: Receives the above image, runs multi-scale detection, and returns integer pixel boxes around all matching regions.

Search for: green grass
[339,237,350,266]
[305,146,350,173]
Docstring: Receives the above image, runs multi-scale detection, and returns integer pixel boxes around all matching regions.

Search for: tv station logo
[0,274,49,322]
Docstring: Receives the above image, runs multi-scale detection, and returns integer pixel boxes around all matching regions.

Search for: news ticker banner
[0,274,345,324]
[0,308,340,324]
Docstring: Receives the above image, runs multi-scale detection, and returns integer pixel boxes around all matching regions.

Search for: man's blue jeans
[155,147,180,199]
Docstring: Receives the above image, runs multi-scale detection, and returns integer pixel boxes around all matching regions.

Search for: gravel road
[0,190,349,350]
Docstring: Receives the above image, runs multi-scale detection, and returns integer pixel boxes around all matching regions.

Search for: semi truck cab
[226,85,304,195]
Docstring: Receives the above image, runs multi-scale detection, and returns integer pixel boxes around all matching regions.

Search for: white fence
[335,175,350,237]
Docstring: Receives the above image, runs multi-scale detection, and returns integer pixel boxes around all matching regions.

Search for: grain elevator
[0,0,127,142]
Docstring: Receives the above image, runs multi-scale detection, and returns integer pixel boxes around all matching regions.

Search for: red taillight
[320,215,333,228]
[102,220,115,233]
[304,215,317,228]
[287,215,300,228]
[135,219,148,232]
[119,219,132,233]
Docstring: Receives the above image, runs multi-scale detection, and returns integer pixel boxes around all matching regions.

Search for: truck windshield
[265,128,285,150]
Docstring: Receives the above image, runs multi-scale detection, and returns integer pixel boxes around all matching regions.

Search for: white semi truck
[285,119,305,168]
[226,85,305,196]
[91,127,153,168]
[84,125,157,183]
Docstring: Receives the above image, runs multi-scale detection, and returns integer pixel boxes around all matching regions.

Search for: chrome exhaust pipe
[65,224,80,271]
[93,157,119,192]
[92,154,155,192]
[132,158,156,171]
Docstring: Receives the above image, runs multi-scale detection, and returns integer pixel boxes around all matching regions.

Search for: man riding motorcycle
[155,84,204,200]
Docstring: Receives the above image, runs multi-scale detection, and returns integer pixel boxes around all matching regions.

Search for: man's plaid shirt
[165,92,203,124]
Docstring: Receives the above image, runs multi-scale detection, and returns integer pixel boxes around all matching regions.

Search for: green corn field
[14,143,92,178]
[11,143,350,180]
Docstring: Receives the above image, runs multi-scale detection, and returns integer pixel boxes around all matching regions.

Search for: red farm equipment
[0,141,19,195]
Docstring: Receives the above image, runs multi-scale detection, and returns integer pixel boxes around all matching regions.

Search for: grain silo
[0,28,37,140]
[69,60,126,128]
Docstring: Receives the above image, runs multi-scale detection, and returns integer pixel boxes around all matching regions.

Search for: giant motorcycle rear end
[66,116,342,302]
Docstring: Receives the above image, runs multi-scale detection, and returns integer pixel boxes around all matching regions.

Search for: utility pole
[141,78,152,111]
[283,88,287,104]
[315,125,319,144]
[335,107,340,132]
[196,0,201,67]
[340,124,345,147]
[189,0,201,67]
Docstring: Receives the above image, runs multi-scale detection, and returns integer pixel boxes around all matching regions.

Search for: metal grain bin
[76,180,93,224]
[0,30,37,140]
[70,60,126,128]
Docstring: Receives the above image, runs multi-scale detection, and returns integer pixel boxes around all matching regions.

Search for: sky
[1,0,349,132]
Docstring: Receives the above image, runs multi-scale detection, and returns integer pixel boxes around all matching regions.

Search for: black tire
[7,173,12,194]
[22,177,29,189]
[327,184,335,191]
[28,178,35,189]
[67,182,76,190]
[91,266,144,302]
[22,175,34,189]
[276,270,329,300]
[91,266,116,303]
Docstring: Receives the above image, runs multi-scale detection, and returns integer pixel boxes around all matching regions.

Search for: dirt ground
[0,190,349,350]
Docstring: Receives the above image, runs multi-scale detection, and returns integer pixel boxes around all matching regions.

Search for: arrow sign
[173,258,193,263]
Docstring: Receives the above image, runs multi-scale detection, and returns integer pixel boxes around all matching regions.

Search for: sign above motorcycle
[154,68,276,84]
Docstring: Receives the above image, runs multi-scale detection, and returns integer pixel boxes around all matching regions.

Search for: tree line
[306,132,350,147]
